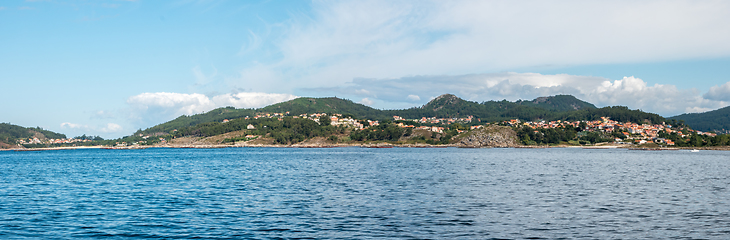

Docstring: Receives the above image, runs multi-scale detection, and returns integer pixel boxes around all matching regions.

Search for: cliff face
[455,126,519,148]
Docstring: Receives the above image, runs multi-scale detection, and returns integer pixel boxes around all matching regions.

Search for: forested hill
[0,123,67,148]
[517,95,597,111]
[386,94,661,123]
[140,107,257,135]
[139,94,665,136]
[671,106,730,133]
[259,97,385,118]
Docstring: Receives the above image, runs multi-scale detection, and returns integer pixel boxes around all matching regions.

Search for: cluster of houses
[225,112,382,130]
[392,116,478,133]
[394,115,475,125]
[218,112,724,145]
[222,112,474,133]
[17,137,92,145]
[504,117,718,145]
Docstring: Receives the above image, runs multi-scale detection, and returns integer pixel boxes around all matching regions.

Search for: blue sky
[2,0,730,139]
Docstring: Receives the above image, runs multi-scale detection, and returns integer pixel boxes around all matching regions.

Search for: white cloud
[211,92,298,109]
[126,92,298,127]
[704,82,730,101]
[229,1,730,92]
[309,73,730,116]
[407,94,420,101]
[61,122,88,130]
[127,92,215,117]
[192,65,218,86]
[359,98,374,106]
[61,122,124,134]
[91,110,115,119]
[100,123,122,133]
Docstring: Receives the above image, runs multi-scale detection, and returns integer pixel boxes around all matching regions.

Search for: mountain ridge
[138,94,663,135]
[0,123,67,149]
[671,106,730,133]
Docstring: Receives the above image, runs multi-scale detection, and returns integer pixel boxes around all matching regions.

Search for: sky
[2,0,730,139]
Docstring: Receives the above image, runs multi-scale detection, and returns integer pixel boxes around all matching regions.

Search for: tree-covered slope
[140,107,257,134]
[0,123,67,148]
[139,93,667,138]
[387,94,598,122]
[671,106,730,133]
[517,95,597,111]
[140,97,385,135]
[259,97,386,118]
[385,94,509,119]
[561,106,665,124]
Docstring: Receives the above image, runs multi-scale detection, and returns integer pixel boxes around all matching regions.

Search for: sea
[0,147,729,239]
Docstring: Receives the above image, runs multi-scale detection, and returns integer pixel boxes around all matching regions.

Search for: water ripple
[1,148,729,239]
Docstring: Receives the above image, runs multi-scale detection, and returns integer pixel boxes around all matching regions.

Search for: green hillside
[139,97,385,135]
[260,97,386,118]
[517,95,597,111]
[671,106,730,133]
[0,123,67,148]
[385,94,511,120]
[560,106,665,124]
[140,93,662,137]
[140,107,257,134]
[386,94,646,124]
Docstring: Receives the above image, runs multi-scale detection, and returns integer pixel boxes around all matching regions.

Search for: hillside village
[202,111,715,147]
[5,94,730,149]
[505,117,717,145]
[16,137,92,145]
[10,110,721,149]
[222,112,476,134]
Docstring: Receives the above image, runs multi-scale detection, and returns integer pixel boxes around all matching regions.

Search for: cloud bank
[704,82,730,102]
[126,92,298,127]
[230,0,730,92]
[61,122,123,136]
[306,72,730,116]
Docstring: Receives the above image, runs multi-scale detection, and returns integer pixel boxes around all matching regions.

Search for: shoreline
[3,143,730,151]
[1,146,107,151]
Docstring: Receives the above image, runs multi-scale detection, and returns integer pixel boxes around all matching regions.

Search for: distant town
[16,137,93,145]
[13,110,722,148]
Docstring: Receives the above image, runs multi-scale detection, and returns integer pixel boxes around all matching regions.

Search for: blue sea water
[1,147,729,239]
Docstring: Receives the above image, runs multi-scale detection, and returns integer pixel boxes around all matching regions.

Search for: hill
[139,94,663,137]
[384,94,513,120]
[139,97,385,135]
[517,95,597,111]
[259,97,386,118]
[386,94,655,124]
[140,107,257,135]
[671,106,730,133]
[0,123,67,149]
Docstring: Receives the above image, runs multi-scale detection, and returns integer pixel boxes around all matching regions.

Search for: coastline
[4,143,730,151]
[1,146,106,151]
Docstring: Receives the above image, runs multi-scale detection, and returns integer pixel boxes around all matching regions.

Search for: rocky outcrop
[455,126,519,148]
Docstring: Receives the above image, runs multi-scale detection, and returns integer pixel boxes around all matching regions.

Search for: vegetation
[671,106,730,134]
[260,97,384,118]
[140,107,257,135]
[0,123,67,148]
[516,95,597,111]
[657,130,730,147]
[560,106,665,124]
[173,117,344,144]
[349,123,405,142]
[7,93,730,149]
[139,94,667,138]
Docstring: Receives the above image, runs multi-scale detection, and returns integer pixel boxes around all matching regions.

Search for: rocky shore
[454,126,520,148]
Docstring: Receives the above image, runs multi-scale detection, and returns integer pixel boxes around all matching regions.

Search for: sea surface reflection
[1,147,729,239]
